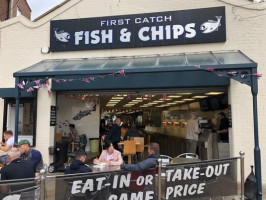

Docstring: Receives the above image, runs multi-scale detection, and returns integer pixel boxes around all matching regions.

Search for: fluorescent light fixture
[205,92,224,95]
[167,103,177,105]
[123,105,133,107]
[159,98,172,101]
[128,102,139,104]
[132,100,143,102]
[176,93,192,95]
[111,97,124,99]
[153,101,164,103]
[156,105,167,107]
[109,100,121,102]
[168,95,181,98]
[183,98,194,101]
[174,101,185,103]
[140,106,148,107]
[193,96,207,99]
[147,102,158,105]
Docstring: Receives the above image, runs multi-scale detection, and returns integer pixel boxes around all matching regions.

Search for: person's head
[69,124,75,130]
[148,142,160,155]
[105,141,114,154]
[218,112,226,120]
[115,118,121,126]
[7,147,21,162]
[191,112,198,120]
[75,150,87,162]
[17,139,31,154]
[3,130,13,141]
[131,124,136,129]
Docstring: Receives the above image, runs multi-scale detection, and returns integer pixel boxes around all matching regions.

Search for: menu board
[50,106,56,126]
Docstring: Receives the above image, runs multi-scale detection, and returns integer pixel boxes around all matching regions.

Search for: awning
[0,88,36,98]
[14,50,256,78]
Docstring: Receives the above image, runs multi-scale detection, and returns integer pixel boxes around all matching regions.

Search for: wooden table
[92,164,120,172]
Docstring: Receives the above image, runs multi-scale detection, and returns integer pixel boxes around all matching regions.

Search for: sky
[27,0,65,20]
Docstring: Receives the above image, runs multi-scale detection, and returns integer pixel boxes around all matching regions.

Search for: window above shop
[14,50,256,77]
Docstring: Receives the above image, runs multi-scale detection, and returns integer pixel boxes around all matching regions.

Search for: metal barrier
[0,152,245,200]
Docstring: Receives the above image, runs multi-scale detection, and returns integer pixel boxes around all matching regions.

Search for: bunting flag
[227,71,238,76]
[118,70,127,77]
[163,93,167,100]
[48,90,52,97]
[127,94,131,100]
[27,87,34,92]
[17,69,129,97]
[206,68,215,72]
[17,83,24,89]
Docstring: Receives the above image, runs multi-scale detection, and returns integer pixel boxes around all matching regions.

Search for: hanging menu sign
[50,6,226,52]
[50,106,56,126]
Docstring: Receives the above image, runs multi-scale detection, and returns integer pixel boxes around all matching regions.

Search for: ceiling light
[183,98,194,101]
[176,93,192,95]
[111,97,124,99]
[167,103,177,105]
[159,98,172,101]
[193,96,207,98]
[123,105,133,107]
[147,102,157,105]
[132,100,143,102]
[168,95,181,98]
[140,106,148,107]
[153,100,164,103]
[205,92,224,95]
[109,99,121,102]
[128,102,139,104]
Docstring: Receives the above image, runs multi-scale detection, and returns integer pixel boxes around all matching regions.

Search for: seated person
[94,141,123,165]
[65,150,92,174]
[120,143,160,173]
[124,124,140,140]
[0,130,14,152]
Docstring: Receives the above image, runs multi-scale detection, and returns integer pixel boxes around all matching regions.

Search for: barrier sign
[164,159,238,199]
[54,169,156,200]
[50,6,226,52]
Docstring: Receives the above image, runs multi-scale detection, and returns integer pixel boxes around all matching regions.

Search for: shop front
[0,0,265,198]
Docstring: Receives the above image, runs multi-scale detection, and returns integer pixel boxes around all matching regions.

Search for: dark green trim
[0,88,36,98]
[51,71,230,91]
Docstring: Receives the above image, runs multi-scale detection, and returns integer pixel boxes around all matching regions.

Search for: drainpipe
[14,78,20,144]
[251,67,262,200]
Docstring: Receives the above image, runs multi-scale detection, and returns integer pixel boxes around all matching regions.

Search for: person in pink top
[93,141,123,165]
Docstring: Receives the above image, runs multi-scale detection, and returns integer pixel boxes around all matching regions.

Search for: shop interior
[55,87,230,160]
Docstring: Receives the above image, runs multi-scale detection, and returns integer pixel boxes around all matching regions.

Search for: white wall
[56,95,100,151]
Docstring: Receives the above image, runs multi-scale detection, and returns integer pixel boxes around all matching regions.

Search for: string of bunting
[194,65,262,79]
[17,69,127,97]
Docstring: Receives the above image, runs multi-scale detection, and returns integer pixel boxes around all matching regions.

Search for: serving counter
[145,126,218,160]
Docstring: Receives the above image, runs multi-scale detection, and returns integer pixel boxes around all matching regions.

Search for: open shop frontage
[0,0,265,199]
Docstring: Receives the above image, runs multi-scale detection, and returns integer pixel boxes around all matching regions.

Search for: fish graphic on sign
[200,16,222,34]
[54,29,70,42]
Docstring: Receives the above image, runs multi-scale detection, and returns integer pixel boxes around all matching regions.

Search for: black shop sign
[50,6,226,52]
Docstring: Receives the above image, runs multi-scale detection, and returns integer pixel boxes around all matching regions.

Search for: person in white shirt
[185,112,201,154]
[0,130,14,152]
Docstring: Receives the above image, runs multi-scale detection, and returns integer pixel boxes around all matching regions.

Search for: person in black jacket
[65,150,92,174]
[103,118,122,151]
[120,143,160,173]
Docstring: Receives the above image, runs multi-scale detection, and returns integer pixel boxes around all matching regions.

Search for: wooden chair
[122,140,136,164]
[144,134,151,148]
[130,137,144,161]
